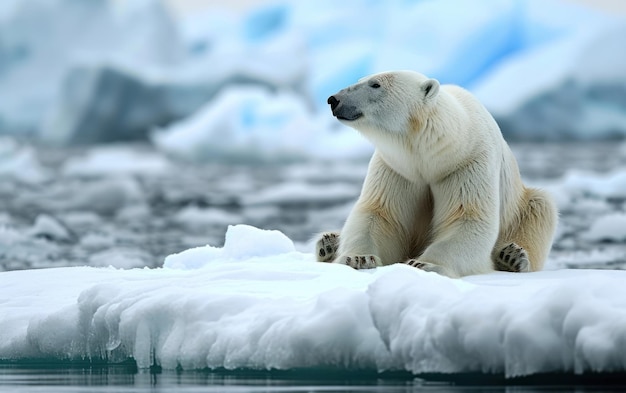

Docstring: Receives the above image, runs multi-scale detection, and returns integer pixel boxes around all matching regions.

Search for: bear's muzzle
[327,94,362,121]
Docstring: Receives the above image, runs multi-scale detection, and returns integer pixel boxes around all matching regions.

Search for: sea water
[2,364,626,392]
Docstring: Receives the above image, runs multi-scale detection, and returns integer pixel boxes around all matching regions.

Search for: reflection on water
[1,363,626,393]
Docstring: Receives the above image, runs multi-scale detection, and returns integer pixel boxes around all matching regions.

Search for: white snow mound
[1,224,625,377]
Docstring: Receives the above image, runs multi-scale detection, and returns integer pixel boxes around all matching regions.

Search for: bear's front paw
[336,255,382,269]
[316,232,340,262]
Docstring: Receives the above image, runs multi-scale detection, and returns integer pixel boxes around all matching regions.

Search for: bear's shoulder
[438,84,491,119]
[440,84,475,102]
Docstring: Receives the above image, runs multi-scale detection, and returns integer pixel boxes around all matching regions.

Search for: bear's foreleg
[332,202,392,269]
[327,153,427,270]
[315,232,384,269]
[404,164,499,277]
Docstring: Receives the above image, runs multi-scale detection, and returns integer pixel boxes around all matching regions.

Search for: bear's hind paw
[495,243,530,273]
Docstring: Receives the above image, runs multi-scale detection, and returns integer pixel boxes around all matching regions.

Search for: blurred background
[1,0,626,272]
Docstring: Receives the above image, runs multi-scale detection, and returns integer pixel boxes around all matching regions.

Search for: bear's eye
[370,82,381,89]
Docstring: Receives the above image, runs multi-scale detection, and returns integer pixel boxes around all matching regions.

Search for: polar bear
[316,70,557,278]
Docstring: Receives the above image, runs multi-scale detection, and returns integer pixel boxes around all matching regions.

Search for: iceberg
[1,224,626,377]
[3,0,626,150]
[151,0,626,161]
[241,0,528,112]
[473,17,626,140]
[151,86,373,161]
[40,63,300,145]
[0,0,184,135]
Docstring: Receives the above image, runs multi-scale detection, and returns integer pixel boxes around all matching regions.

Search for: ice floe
[1,224,626,377]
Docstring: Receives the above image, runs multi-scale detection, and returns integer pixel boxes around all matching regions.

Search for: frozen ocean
[2,0,626,391]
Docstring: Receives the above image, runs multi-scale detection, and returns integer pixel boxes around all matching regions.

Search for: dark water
[1,363,626,392]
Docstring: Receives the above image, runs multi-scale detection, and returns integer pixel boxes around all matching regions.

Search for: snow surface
[1,224,626,377]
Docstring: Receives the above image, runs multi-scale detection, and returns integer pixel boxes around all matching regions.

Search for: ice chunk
[26,214,72,242]
[163,224,296,269]
[582,213,626,242]
[61,145,172,176]
[223,224,296,260]
[0,137,50,183]
[0,225,63,272]
[549,169,626,203]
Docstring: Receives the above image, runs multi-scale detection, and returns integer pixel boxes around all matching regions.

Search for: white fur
[320,70,558,278]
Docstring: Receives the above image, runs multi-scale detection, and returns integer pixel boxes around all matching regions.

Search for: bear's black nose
[327,95,339,111]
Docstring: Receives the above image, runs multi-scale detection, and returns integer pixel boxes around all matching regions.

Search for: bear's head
[327,71,440,135]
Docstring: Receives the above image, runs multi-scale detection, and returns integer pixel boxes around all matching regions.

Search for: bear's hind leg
[493,187,557,272]
[315,231,340,262]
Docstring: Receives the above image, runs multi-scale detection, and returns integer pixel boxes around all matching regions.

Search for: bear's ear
[421,78,440,100]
